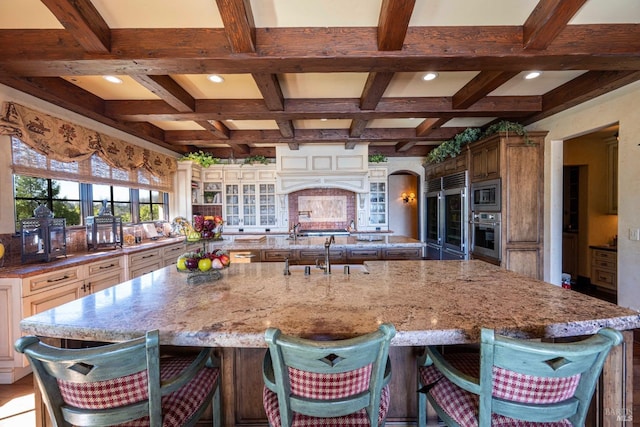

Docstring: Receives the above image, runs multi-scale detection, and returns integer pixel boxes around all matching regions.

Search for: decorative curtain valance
[0,102,176,178]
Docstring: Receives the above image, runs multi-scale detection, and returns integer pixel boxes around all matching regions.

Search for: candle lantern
[86,215,123,250]
[20,204,67,263]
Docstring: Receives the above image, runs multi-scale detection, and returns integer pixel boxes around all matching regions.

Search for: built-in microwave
[471,179,501,212]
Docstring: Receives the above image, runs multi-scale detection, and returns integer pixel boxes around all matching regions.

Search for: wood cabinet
[346,248,381,263]
[469,131,547,280]
[562,232,578,280]
[469,139,500,182]
[382,247,423,260]
[423,149,469,180]
[261,249,292,262]
[591,248,617,292]
[296,248,346,264]
[161,241,187,267]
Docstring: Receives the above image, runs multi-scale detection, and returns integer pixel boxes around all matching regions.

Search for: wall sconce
[401,192,415,204]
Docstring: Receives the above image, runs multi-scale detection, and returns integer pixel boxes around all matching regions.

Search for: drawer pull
[47,275,70,283]
[99,264,115,269]
[142,254,155,259]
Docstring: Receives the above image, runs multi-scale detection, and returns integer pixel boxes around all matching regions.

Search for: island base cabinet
[223,347,419,426]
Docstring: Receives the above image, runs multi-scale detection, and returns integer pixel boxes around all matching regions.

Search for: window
[93,184,132,223]
[14,176,82,229]
[139,190,167,222]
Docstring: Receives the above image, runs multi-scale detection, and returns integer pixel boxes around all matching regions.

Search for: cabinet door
[242,183,257,226]
[259,183,277,226]
[225,184,241,226]
[369,182,387,226]
[23,280,85,317]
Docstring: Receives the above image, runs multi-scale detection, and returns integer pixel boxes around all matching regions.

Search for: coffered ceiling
[0,0,639,158]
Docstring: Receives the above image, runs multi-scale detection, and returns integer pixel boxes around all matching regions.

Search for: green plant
[368,154,387,163]
[427,127,482,164]
[242,155,270,165]
[178,151,221,168]
[482,120,530,143]
[426,121,530,164]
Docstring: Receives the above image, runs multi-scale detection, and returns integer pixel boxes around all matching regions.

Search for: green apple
[198,258,212,272]
[176,257,188,271]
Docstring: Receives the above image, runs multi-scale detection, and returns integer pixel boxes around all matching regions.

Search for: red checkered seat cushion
[57,356,219,427]
[419,352,581,427]
[263,364,391,427]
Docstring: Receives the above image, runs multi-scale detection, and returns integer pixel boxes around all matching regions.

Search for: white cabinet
[202,168,223,205]
[84,256,124,293]
[126,248,162,279]
[368,167,387,228]
[222,165,279,230]
[173,161,202,220]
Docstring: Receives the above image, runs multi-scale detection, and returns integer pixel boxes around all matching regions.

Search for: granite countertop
[0,235,424,278]
[19,260,640,348]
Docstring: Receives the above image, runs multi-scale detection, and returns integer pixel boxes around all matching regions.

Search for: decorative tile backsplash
[288,188,356,230]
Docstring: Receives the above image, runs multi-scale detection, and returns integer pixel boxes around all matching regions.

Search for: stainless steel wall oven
[470,212,501,260]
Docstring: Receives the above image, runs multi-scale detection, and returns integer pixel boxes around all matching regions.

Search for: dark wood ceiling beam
[164,127,462,144]
[377,0,416,50]
[215,0,256,53]
[522,70,640,125]
[104,96,540,121]
[130,75,195,112]
[452,71,519,109]
[395,140,418,152]
[349,119,369,137]
[275,119,295,138]
[40,0,110,53]
[195,120,230,139]
[0,76,182,152]
[252,73,284,110]
[360,72,395,110]
[523,0,588,50]
[2,25,640,74]
[416,118,450,137]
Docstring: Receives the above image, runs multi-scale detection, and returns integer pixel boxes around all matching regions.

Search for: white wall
[528,80,640,310]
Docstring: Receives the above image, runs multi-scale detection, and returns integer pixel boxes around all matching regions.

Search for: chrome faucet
[291,222,301,241]
[323,235,335,274]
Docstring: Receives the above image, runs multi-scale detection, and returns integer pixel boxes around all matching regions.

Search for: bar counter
[19,260,640,426]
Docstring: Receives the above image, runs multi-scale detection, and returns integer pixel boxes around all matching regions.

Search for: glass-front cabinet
[368,167,387,227]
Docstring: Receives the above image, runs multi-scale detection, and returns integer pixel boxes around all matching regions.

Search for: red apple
[219,254,230,266]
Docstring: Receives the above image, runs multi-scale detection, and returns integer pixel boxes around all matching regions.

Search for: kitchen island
[20,260,640,426]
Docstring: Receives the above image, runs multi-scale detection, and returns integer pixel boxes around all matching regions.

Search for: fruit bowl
[176,249,230,284]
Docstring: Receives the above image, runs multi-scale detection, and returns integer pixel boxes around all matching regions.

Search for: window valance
[0,102,177,178]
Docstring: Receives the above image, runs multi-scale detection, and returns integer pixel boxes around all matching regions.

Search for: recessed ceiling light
[207,74,224,83]
[225,119,234,122]
[422,72,438,81]
[320,118,328,121]
[103,75,123,84]
[524,71,542,80]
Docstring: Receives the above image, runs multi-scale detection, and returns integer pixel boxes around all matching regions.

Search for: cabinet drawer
[347,248,381,261]
[591,266,616,290]
[23,266,83,296]
[202,169,223,181]
[162,243,185,259]
[23,280,84,316]
[593,250,616,262]
[297,249,346,263]
[129,249,161,264]
[86,257,123,277]
[261,250,292,262]
[129,262,162,279]
[382,248,422,260]
[593,259,615,271]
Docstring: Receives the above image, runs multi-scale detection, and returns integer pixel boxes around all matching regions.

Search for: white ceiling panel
[410,0,538,26]
[251,0,382,28]
[91,0,224,28]
[172,75,262,99]
[280,73,368,98]
[61,76,159,100]
[490,71,589,96]
[385,72,479,97]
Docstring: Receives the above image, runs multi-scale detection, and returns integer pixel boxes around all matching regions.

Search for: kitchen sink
[296,229,350,237]
[287,264,369,274]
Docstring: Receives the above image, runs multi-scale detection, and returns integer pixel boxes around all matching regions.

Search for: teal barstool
[262,323,396,427]
[417,327,623,427]
[15,330,221,427]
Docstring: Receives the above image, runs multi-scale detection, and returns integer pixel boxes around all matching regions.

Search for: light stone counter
[212,234,425,250]
[19,260,640,347]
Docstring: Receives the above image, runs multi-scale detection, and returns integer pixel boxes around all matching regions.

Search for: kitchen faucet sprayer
[323,235,335,274]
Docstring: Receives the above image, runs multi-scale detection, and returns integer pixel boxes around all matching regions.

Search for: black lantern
[20,204,67,263]
[86,201,123,250]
